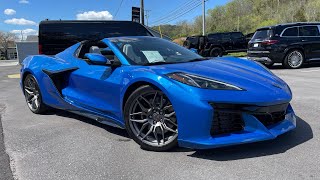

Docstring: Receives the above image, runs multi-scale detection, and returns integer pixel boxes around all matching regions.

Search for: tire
[183,40,192,49]
[23,74,47,114]
[283,49,304,69]
[210,47,223,57]
[124,85,178,151]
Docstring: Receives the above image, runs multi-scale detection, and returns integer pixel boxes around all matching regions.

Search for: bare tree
[0,31,17,60]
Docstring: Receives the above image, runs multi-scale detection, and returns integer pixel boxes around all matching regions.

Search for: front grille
[210,104,245,136]
[252,111,286,127]
[209,103,289,136]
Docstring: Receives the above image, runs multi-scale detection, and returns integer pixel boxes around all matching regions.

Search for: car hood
[150,57,289,93]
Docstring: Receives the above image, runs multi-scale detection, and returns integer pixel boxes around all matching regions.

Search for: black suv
[183,32,249,57]
[248,22,320,69]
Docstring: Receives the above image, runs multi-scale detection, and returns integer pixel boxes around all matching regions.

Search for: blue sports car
[20,36,296,151]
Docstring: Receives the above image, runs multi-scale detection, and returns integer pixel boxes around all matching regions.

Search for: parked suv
[183,32,249,57]
[248,22,320,69]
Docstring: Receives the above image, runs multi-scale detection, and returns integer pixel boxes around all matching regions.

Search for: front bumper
[177,103,296,149]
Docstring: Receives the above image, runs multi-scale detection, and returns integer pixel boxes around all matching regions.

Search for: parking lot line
[301,69,320,73]
[7,74,20,79]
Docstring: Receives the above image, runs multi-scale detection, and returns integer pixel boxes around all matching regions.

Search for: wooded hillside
[152,0,320,39]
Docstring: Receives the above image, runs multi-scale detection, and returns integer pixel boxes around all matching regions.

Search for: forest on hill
[151,0,320,39]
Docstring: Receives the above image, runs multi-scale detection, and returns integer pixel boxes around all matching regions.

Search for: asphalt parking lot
[0,63,319,180]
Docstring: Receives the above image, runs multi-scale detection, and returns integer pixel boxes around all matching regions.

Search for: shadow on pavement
[188,116,313,161]
[270,62,320,70]
[46,109,130,138]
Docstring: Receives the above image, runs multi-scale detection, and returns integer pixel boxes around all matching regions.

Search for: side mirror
[84,53,111,65]
[189,48,198,54]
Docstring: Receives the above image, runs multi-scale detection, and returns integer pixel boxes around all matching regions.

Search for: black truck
[183,32,251,57]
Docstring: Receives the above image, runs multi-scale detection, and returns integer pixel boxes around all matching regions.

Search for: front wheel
[124,85,178,151]
[283,50,304,69]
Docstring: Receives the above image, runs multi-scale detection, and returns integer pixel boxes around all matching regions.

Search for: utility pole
[202,0,206,36]
[145,10,151,26]
[141,0,145,25]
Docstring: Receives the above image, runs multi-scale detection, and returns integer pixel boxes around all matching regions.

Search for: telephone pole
[145,10,151,26]
[141,0,145,25]
[202,0,206,36]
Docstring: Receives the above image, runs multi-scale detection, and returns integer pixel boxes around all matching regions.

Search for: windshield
[110,37,204,65]
[252,29,274,41]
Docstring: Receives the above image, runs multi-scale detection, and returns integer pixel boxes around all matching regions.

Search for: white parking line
[0,62,19,67]
[301,69,320,73]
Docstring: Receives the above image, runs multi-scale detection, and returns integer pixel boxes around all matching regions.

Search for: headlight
[166,72,244,90]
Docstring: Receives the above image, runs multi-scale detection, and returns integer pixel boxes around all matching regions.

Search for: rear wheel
[124,85,178,151]
[283,50,304,69]
[23,74,47,114]
[210,47,223,57]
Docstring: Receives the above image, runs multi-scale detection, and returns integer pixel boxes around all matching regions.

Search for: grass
[227,52,247,57]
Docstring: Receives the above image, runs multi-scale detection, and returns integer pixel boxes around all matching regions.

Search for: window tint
[221,33,231,40]
[187,37,197,44]
[39,21,152,55]
[282,27,298,36]
[231,32,243,39]
[252,29,274,41]
[299,26,320,36]
[208,34,222,40]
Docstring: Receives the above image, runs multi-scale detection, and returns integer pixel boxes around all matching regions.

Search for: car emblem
[272,83,282,89]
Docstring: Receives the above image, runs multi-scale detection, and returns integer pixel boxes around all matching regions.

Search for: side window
[299,26,320,36]
[187,37,196,44]
[282,27,298,37]
[208,34,221,40]
[231,33,243,39]
[221,33,231,41]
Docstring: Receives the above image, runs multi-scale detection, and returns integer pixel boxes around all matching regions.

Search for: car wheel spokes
[288,51,303,68]
[129,91,177,147]
[24,77,40,111]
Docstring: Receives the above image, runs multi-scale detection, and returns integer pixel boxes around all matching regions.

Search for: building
[0,41,17,60]
[16,36,39,63]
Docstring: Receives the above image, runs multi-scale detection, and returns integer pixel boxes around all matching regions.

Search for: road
[0,63,319,180]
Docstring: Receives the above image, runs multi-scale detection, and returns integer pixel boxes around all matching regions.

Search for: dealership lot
[0,63,319,180]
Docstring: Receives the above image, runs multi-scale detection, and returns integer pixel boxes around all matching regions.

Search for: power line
[150,0,199,25]
[150,0,200,25]
[150,1,202,26]
[114,0,125,19]
[157,3,202,25]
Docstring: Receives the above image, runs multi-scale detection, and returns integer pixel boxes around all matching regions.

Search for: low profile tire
[124,85,178,151]
[210,47,223,57]
[23,74,47,114]
[283,49,304,69]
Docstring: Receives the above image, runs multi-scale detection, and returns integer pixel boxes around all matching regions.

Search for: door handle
[301,39,307,42]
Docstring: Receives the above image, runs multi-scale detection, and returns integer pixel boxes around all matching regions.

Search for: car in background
[183,32,249,57]
[39,20,156,55]
[248,22,320,69]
